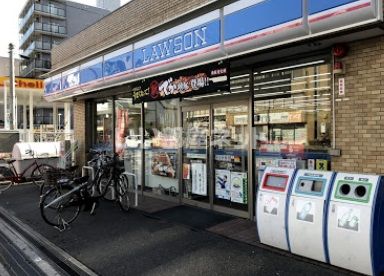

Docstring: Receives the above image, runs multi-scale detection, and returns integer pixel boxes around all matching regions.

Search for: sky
[0,0,130,58]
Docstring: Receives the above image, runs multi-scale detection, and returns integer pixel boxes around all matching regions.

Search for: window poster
[151,151,177,178]
[191,162,207,195]
[230,172,248,204]
[215,169,231,200]
[182,163,190,180]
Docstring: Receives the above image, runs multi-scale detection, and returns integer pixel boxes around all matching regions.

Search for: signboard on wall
[132,62,229,103]
[0,77,43,90]
[44,0,380,101]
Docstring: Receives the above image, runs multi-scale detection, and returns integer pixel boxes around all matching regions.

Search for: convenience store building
[44,0,384,219]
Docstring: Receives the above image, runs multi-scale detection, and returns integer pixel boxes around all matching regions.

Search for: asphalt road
[0,184,356,276]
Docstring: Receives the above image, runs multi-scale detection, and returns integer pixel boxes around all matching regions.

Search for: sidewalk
[0,184,359,276]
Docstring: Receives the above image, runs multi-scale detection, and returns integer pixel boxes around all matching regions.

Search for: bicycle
[86,148,112,196]
[40,164,133,230]
[97,154,135,211]
[39,173,97,231]
[0,150,54,194]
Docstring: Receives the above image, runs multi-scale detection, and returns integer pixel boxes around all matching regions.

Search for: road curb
[0,261,10,276]
[0,215,65,275]
[0,206,98,276]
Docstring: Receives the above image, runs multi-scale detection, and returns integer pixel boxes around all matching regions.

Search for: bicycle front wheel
[40,186,81,227]
[0,167,14,194]
[98,171,114,201]
[117,174,135,212]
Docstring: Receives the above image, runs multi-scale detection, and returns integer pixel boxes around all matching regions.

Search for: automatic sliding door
[212,104,249,211]
[182,107,210,204]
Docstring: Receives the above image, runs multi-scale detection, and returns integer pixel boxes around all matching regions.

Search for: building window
[253,58,332,174]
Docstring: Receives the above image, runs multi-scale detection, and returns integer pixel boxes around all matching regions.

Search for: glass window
[144,99,181,197]
[253,60,332,176]
[115,97,142,187]
[95,100,113,151]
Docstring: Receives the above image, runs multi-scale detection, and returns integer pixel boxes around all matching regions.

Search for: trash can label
[337,206,360,232]
[296,199,315,223]
[263,194,279,215]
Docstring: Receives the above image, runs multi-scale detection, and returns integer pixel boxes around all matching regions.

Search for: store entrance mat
[151,205,235,230]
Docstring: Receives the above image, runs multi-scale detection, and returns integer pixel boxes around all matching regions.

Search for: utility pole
[9,43,16,130]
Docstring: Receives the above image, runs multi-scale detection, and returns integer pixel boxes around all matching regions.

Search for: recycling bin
[12,142,60,174]
[327,172,384,275]
[287,169,335,262]
[256,166,296,250]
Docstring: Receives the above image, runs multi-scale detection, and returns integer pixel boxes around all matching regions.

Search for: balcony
[23,41,60,57]
[20,59,51,77]
[19,3,66,33]
[20,22,67,49]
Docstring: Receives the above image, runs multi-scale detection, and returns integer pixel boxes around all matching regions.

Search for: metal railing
[19,3,65,31]
[18,130,74,143]
[20,22,66,48]
[20,59,51,76]
[23,41,60,57]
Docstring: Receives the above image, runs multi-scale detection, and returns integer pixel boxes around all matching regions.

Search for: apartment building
[96,0,121,12]
[19,0,110,78]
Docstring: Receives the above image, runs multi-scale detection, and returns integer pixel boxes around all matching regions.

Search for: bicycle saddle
[6,159,16,164]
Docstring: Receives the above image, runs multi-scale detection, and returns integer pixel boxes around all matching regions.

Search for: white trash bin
[12,142,60,174]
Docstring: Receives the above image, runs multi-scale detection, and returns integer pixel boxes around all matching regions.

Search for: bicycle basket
[43,168,74,187]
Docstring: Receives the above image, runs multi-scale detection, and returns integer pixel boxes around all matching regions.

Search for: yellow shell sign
[0,77,44,90]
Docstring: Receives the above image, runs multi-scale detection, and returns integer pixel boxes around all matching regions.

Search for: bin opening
[340,183,351,195]
[355,185,367,198]
[262,174,288,191]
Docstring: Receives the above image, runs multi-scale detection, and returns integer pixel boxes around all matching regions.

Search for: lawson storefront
[44,0,384,219]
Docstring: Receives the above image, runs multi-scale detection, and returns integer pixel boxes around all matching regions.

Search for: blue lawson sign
[224,0,303,41]
[104,51,133,77]
[134,19,220,69]
[44,0,379,100]
[80,62,103,84]
[309,0,360,14]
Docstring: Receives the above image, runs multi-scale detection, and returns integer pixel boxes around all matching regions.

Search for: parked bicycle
[0,150,54,194]
[86,148,112,195]
[97,154,134,211]
[39,157,134,230]
[39,171,97,231]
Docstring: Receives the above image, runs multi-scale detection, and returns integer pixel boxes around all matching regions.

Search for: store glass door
[182,102,249,215]
[182,106,210,206]
[212,103,249,212]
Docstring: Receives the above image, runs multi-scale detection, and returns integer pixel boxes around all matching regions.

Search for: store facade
[45,0,384,219]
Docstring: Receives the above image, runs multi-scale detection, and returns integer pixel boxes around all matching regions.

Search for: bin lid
[259,166,296,194]
[12,142,61,160]
[330,172,380,206]
[291,170,334,199]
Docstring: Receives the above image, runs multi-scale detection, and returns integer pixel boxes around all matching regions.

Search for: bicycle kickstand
[55,219,70,232]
